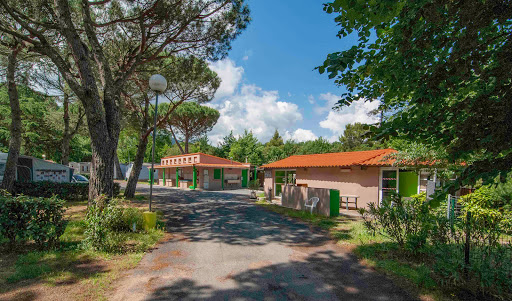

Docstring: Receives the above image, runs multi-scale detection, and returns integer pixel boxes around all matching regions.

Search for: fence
[281,185,339,217]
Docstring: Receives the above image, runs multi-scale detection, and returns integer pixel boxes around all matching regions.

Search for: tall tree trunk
[125,99,150,198]
[0,46,22,193]
[89,140,117,201]
[169,126,185,154]
[184,132,190,154]
[114,153,123,180]
[85,92,120,201]
[61,93,71,165]
[124,135,149,198]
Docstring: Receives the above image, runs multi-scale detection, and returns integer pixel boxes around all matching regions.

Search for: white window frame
[379,167,399,203]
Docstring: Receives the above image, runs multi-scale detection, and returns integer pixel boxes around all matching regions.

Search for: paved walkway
[111,184,417,301]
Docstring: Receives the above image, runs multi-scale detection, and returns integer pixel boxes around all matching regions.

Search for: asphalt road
[111,183,417,301]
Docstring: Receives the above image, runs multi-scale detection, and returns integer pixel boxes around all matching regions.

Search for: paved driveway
[112,184,416,301]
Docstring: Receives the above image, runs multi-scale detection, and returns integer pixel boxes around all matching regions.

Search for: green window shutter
[213,169,221,180]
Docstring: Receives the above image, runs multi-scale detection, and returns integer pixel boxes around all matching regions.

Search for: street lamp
[148,74,167,212]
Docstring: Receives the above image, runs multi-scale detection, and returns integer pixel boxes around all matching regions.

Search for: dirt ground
[0,198,161,301]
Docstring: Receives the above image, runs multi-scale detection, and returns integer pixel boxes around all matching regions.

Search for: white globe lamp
[149,74,167,93]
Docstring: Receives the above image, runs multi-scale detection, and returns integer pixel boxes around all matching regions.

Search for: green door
[242,169,248,187]
[399,171,418,197]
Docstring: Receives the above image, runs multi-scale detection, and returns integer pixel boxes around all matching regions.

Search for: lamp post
[148,74,167,212]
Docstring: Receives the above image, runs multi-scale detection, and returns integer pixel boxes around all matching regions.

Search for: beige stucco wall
[281,185,332,216]
[296,166,380,208]
[159,166,245,190]
[263,166,380,208]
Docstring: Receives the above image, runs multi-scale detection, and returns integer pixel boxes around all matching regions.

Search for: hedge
[13,181,121,201]
[0,193,66,248]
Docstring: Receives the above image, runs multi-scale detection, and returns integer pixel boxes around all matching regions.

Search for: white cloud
[307,94,315,104]
[283,128,318,142]
[208,83,303,144]
[287,92,292,97]
[314,92,340,115]
[242,55,249,61]
[319,99,380,137]
[208,59,244,99]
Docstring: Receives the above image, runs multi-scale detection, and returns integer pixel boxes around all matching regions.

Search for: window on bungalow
[381,170,397,201]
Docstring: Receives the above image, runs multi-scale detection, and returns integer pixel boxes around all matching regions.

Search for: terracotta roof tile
[261,149,397,169]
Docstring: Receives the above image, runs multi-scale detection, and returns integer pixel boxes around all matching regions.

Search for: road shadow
[147,249,418,301]
[150,189,331,247]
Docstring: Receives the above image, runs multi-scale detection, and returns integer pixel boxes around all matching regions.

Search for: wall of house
[295,166,380,208]
[159,166,245,190]
[264,169,274,200]
[161,154,200,166]
[263,166,380,208]
[281,186,332,216]
[198,167,223,190]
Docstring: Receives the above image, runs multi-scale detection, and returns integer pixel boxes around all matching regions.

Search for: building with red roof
[154,153,251,190]
[261,149,435,209]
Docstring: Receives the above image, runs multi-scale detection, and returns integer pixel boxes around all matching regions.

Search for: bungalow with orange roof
[154,153,251,190]
[261,149,436,209]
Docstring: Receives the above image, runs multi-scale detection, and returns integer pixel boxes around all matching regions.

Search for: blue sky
[207,0,380,145]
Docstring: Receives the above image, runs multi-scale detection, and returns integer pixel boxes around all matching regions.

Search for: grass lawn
[0,200,165,301]
[254,200,453,301]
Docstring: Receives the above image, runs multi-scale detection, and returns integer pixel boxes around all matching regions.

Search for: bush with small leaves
[13,181,121,201]
[0,191,66,249]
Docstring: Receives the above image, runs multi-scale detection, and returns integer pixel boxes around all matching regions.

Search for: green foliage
[360,192,432,251]
[229,130,265,165]
[83,197,147,252]
[320,0,512,187]
[0,84,91,162]
[167,102,220,152]
[339,122,382,152]
[214,131,237,158]
[12,181,120,201]
[121,207,144,232]
[0,193,66,248]
[248,179,260,191]
[460,187,512,243]
[294,137,337,155]
[487,173,512,211]
[361,188,512,297]
[267,130,284,147]
[189,136,217,155]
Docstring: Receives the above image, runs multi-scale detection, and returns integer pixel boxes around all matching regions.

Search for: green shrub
[361,188,512,298]
[359,192,431,251]
[0,193,66,248]
[461,187,512,244]
[122,207,144,232]
[248,179,260,191]
[83,197,146,252]
[13,181,121,201]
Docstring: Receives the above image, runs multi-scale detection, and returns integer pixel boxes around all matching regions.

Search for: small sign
[265,170,272,178]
